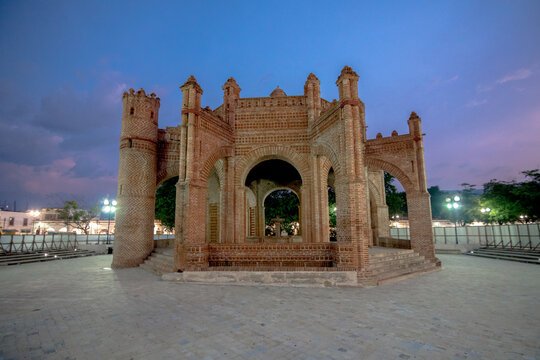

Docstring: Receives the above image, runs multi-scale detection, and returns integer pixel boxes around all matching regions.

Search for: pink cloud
[0,158,116,196]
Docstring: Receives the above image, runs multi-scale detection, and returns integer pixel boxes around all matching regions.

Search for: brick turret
[112,88,160,268]
[304,73,321,124]
[222,77,241,128]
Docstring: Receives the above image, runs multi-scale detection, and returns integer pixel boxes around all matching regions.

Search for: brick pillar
[310,155,322,242]
[112,89,160,269]
[407,191,437,261]
[234,186,246,243]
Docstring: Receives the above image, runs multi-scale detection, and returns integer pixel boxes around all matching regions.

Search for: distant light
[103,206,111,212]
[481,209,485,213]
[112,200,117,206]
[104,199,109,205]
[111,206,116,212]
[445,198,451,202]
[333,207,337,211]
[44,253,48,257]
[452,203,459,209]
[454,196,460,202]
[102,267,112,270]
[446,203,452,209]
[486,208,490,212]
[54,255,57,258]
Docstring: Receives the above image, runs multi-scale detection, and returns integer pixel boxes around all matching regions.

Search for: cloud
[0,158,117,207]
[466,99,487,107]
[496,68,533,84]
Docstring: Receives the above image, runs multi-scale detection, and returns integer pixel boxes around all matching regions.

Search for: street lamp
[519,215,528,224]
[29,210,40,234]
[102,199,117,244]
[445,196,461,244]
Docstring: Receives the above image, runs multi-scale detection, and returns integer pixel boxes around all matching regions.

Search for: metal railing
[390,223,540,250]
[0,233,175,254]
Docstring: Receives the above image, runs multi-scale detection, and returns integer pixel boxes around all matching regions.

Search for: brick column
[407,191,437,261]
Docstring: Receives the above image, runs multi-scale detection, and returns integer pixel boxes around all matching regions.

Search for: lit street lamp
[29,210,40,234]
[102,199,117,244]
[446,196,461,244]
[519,215,528,224]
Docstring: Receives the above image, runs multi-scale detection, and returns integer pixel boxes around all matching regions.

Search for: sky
[0,0,539,210]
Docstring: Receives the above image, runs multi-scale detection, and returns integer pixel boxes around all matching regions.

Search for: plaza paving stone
[0,254,539,360]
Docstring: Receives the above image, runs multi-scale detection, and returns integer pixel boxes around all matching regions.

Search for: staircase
[466,248,540,264]
[139,248,176,274]
[0,249,97,266]
[361,247,439,286]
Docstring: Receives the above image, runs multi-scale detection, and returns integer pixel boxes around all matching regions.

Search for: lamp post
[391,214,400,227]
[480,207,491,225]
[519,215,528,224]
[446,196,461,244]
[29,210,40,234]
[102,199,117,244]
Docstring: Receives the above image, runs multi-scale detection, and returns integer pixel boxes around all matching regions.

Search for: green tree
[56,200,98,234]
[384,172,407,217]
[155,176,178,231]
[428,186,444,219]
[264,190,299,234]
[328,186,336,228]
[481,169,540,224]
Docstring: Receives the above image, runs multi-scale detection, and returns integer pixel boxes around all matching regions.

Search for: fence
[390,224,540,250]
[0,233,175,254]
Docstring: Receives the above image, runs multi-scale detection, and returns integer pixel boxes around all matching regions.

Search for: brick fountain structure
[111,66,440,286]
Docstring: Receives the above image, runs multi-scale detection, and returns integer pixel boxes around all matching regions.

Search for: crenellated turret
[180,75,203,111]
[222,77,241,127]
[304,73,321,124]
[112,88,161,268]
[336,66,359,100]
[407,111,422,138]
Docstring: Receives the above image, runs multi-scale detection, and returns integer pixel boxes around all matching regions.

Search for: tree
[428,186,444,219]
[481,169,540,224]
[384,172,407,217]
[56,200,99,234]
[155,176,178,231]
[264,190,299,234]
[328,186,336,228]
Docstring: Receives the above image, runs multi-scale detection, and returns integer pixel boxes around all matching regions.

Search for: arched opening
[154,176,178,235]
[206,168,221,243]
[263,189,300,236]
[244,159,303,241]
[205,159,225,243]
[328,167,337,241]
[366,169,410,249]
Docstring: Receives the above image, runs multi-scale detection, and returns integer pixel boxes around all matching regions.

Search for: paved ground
[0,255,539,360]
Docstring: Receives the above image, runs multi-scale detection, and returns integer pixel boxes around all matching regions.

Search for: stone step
[466,252,540,265]
[0,251,97,266]
[368,254,426,270]
[368,258,431,276]
[369,249,413,259]
[470,249,540,259]
[153,248,175,256]
[376,263,440,286]
[368,252,419,265]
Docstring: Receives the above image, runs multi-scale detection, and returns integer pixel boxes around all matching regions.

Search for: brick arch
[199,146,233,182]
[365,157,416,195]
[312,142,342,177]
[262,186,300,204]
[236,145,310,186]
[156,165,179,186]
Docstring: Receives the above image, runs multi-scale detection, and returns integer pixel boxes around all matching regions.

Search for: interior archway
[244,159,303,241]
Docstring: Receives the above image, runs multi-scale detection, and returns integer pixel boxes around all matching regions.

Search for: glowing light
[333,207,337,211]
[452,203,459,209]
[103,206,111,212]
[446,203,452,209]
[454,196,461,202]
[44,253,48,257]
[104,199,109,205]
[112,200,117,206]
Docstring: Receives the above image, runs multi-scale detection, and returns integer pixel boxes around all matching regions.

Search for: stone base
[162,270,358,287]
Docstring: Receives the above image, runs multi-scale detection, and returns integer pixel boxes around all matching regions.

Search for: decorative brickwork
[112,66,440,283]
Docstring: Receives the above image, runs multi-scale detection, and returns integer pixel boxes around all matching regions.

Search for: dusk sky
[1,0,539,210]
